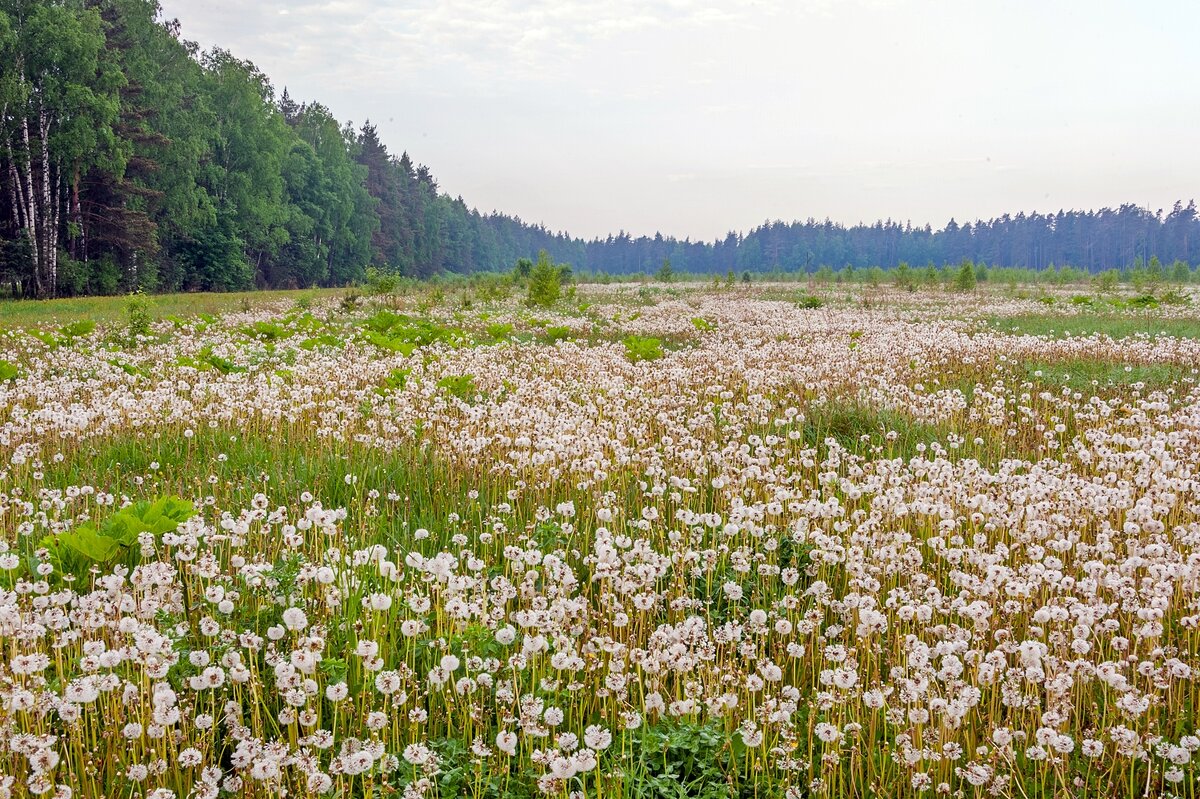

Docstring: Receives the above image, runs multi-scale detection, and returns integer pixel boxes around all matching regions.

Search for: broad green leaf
[105,496,195,544]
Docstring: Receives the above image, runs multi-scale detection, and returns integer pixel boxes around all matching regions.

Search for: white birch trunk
[19,111,40,294]
[39,104,56,295]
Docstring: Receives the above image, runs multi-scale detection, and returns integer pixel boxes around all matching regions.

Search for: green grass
[1020,358,1196,394]
[798,400,1032,464]
[987,312,1200,339]
[37,427,480,538]
[0,287,345,329]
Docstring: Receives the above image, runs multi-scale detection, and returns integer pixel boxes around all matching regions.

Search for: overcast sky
[158,0,1199,241]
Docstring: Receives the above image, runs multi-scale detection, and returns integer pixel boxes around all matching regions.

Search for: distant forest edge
[1,2,1199,298]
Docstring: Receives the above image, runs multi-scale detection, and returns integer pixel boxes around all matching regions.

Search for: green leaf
[59,320,96,339]
[437,374,479,403]
[363,330,417,356]
[28,330,57,348]
[623,335,664,363]
[104,496,195,545]
[41,526,122,577]
[63,527,121,562]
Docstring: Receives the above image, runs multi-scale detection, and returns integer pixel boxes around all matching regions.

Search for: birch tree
[0,0,118,296]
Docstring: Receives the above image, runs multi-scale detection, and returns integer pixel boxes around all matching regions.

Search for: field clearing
[985,312,1200,340]
[0,288,346,329]
[2,284,1200,797]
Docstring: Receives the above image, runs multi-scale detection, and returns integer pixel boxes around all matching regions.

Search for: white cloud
[160,0,1200,239]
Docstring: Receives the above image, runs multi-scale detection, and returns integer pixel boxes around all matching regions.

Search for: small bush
[954,260,977,292]
[365,266,400,296]
[526,251,562,308]
[125,293,153,344]
[540,325,572,344]
[485,323,514,341]
[437,374,479,403]
[623,335,664,362]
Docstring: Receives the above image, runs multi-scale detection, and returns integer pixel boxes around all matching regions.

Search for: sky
[158,0,1200,241]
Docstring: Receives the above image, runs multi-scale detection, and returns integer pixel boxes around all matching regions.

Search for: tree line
[588,204,1199,277]
[1,1,1197,298]
[0,0,581,297]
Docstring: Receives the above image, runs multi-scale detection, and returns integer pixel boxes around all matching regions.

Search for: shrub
[40,497,194,580]
[526,251,561,308]
[954,260,977,292]
[657,258,674,283]
[485,322,514,341]
[623,335,664,362]
[437,374,479,403]
[364,266,399,296]
[540,325,572,344]
[125,293,153,344]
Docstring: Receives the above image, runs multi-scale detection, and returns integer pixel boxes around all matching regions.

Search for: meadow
[1,280,1199,798]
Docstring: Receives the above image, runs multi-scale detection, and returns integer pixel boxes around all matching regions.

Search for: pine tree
[955,259,977,292]
[656,257,673,282]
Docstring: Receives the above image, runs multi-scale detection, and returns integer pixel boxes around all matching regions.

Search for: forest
[1,0,1198,297]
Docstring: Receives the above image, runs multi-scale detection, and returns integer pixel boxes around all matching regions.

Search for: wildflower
[496,731,518,755]
[282,607,308,631]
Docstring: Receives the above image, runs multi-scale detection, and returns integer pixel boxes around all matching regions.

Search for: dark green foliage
[0,2,581,298]
[577,203,1200,277]
[656,257,673,282]
[625,721,758,799]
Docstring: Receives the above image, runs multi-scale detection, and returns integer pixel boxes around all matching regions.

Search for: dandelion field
[2,283,1200,799]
